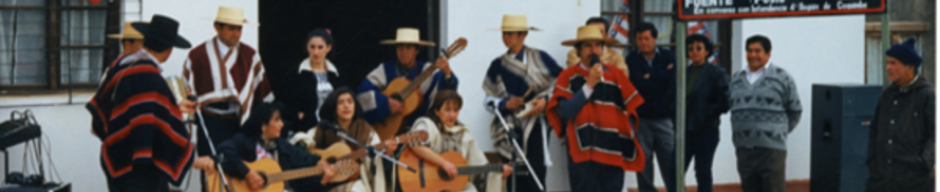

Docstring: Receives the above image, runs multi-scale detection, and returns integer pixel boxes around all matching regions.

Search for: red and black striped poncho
[546,63,647,171]
[87,50,194,184]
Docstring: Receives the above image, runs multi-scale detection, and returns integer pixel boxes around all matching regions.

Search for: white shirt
[215,37,231,57]
[579,63,595,98]
[745,62,771,85]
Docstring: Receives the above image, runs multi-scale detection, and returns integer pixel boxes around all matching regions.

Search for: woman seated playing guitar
[214,102,336,192]
[388,90,513,192]
[290,87,385,192]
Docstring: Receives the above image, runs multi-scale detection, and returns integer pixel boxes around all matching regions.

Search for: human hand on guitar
[318,160,336,185]
[441,162,458,178]
[383,138,399,152]
[193,156,216,174]
[434,57,452,77]
[389,99,403,115]
[179,100,196,114]
[504,97,525,111]
[502,164,513,178]
[246,171,265,191]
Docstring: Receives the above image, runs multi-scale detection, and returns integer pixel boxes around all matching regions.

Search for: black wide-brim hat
[132,14,191,49]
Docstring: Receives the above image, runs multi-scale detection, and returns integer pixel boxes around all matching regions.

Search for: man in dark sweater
[626,22,677,192]
[866,38,935,192]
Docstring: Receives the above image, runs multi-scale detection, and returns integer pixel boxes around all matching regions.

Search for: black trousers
[196,107,240,192]
[501,122,547,192]
[107,167,169,192]
[568,156,625,192]
[684,129,719,192]
[735,147,787,192]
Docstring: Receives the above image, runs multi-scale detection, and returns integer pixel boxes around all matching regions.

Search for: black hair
[745,35,772,53]
[686,34,714,59]
[143,38,171,52]
[585,17,610,30]
[501,31,528,36]
[426,90,463,129]
[574,41,606,57]
[306,28,334,46]
[121,39,139,45]
[318,87,363,124]
[635,22,658,39]
[242,102,284,138]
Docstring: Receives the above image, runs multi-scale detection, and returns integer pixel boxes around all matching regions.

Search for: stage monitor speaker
[810,84,882,192]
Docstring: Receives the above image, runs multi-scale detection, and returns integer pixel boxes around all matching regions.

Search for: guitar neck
[399,64,440,98]
[266,166,324,183]
[456,164,505,175]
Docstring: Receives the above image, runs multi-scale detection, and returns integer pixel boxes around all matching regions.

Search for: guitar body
[206,158,284,192]
[398,149,469,192]
[308,142,361,181]
[373,77,423,141]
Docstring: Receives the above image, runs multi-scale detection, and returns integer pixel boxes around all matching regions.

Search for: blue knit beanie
[886,37,922,68]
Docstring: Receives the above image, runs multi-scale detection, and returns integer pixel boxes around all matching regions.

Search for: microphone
[588,54,601,67]
[319,121,345,132]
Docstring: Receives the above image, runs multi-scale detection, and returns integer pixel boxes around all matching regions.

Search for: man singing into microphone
[546,25,646,191]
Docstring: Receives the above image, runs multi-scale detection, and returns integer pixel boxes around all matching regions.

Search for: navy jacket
[626,48,676,119]
[685,64,730,133]
[218,133,325,192]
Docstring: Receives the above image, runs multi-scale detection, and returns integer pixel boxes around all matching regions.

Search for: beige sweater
[566,47,629,77]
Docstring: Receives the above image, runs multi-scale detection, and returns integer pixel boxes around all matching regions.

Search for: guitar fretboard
[267,166,324,183]
[456,164,504,175]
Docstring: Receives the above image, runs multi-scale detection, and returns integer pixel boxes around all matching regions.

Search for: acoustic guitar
[204,158,358,192]
[398,148,517,192]
[305,130,431,182]
[373,38,468,141]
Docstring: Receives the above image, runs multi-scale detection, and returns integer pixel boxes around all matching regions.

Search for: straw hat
[562,25,621,46]
[491,15,539,32]
[211,6,259,27]
[379,28,435,46]
[107,22,145,39]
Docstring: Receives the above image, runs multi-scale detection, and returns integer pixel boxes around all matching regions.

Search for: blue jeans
[684,128,719,192]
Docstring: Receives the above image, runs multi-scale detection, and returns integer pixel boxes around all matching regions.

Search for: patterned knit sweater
[729,64,802,150]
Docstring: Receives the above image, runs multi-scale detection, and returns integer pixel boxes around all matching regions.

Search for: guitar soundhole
[258,171,269,188]
[326,157,337,164]
[437,168,453,181]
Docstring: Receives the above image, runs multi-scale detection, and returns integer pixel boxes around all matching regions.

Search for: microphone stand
[490,102,545,192]
[330,127,417,173]
[194,105,232,192]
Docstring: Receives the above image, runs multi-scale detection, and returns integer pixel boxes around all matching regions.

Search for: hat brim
[561,38,622,47]
[107,34,144,39]
[489,27,541,32]
[207,17,260,27]
[132,23,192,49]
[379,40,435,47]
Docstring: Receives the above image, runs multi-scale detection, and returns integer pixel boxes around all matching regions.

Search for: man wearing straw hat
[107,21,146,58]
[183,6,274,181]
[88,14,194,192]
[565,17,629,77]
[357,27,457,130]
[546,25,646,191]
[482,14,560,192]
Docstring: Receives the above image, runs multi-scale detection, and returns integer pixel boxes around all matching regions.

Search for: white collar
[298,58,338,75]
[119,49,163,70]
[744,62,772,74]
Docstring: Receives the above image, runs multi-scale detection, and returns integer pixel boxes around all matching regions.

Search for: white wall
[443,0,600,191]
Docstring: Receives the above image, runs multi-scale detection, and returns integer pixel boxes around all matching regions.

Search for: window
[0,0,120,91]
[601,0,731,70]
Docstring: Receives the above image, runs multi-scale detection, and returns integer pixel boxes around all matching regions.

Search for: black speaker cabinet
[810,84,882,192]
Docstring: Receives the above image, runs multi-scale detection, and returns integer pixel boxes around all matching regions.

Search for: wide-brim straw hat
[490,15,539,32]
[209,6,259,27]
[107,22,145,39]
[562,25,621,46]
[379,28,435,46]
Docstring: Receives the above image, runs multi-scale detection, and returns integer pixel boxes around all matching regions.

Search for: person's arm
[218,136,252,179]
[482,59,517,114]
[357,65,393,124]
[922,90,935,171]
[710,68,732,118]
[295,73,320,131]
[784,74,803,133]
[557,86,592,120]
